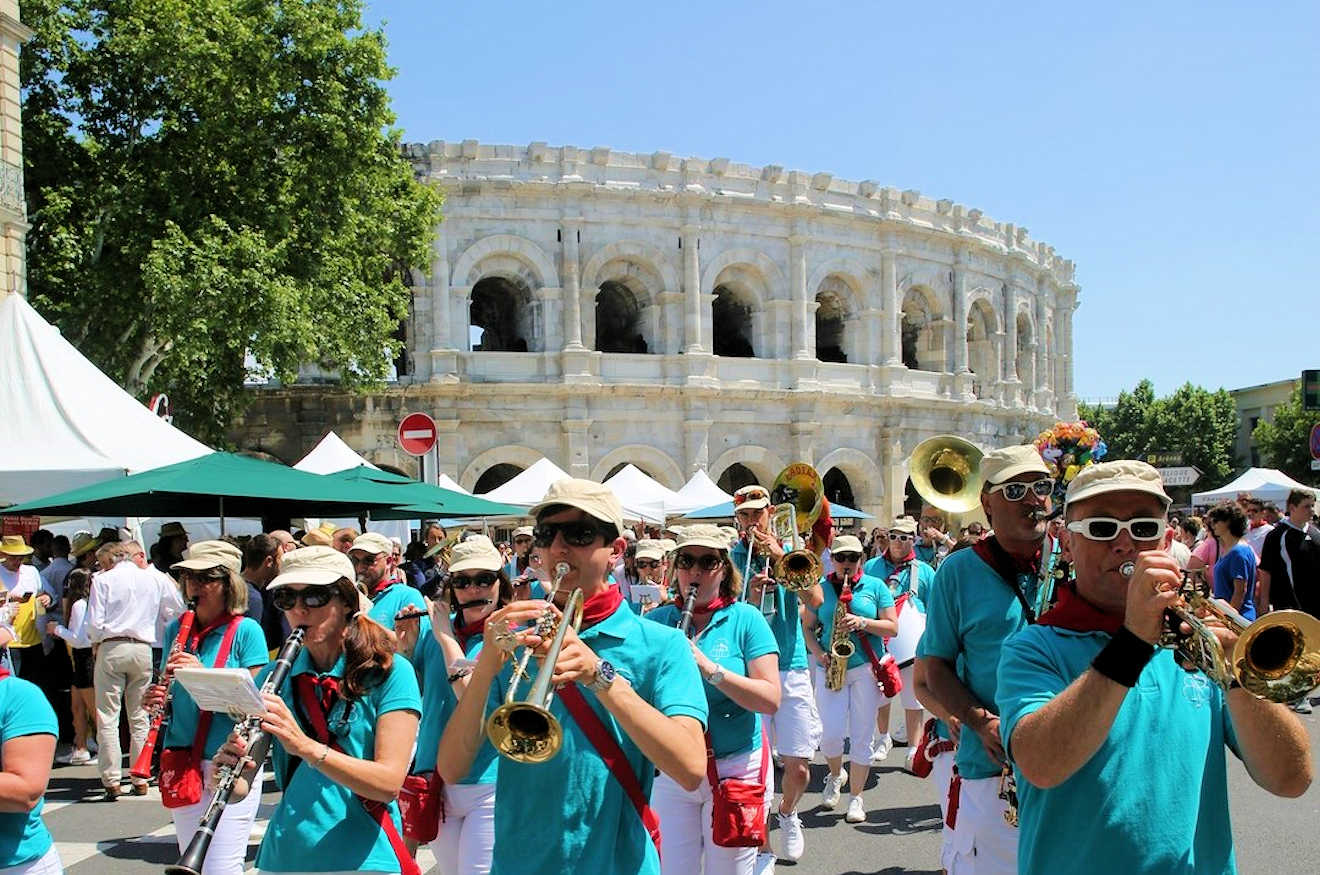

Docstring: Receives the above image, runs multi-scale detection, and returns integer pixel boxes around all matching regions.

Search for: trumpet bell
[908,435,984,514]
[486,701,565,764]
[1232,610,1320,702]
[774,548,823,593]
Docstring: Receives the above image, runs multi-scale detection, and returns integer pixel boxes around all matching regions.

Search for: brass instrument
[769,463,825,591]
[825,578,855,691]
[908,435,984,515]
[485,585,585,764]
[1136,565,1320,702]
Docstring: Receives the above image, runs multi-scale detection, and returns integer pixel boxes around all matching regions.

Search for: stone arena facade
[229,140,1080,518]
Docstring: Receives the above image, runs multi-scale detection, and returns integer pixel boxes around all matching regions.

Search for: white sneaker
[845,794,866,823]
[892,722,908,745]
[69,749,92,765]
[777,810,805,861]
[871,732,894,762]
[753,851,777,875]
[820,771,847,809]
[904,747,918,774]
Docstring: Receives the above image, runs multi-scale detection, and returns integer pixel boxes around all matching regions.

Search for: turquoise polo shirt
[369,582,429,632]
[0,676,56,868]
[256,650,422,873]
[731,539,809,671]
[916,541,939,566]
[916,545,1030,779]
[998,625,1240,874]
[811,573,894,670]
[488,601,708,875]
[862,554,936,611]
[646,601,779,757]
[413,632,498,785]
[159,616,269,756]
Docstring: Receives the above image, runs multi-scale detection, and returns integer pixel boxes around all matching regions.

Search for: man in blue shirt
[997,460,1312,874]
[916,443,1052,874]
[353,532,428,632]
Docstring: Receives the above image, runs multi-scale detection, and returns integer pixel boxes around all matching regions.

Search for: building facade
[1231,378,1299,469]
[231,140,1081,518]
[1,1,31,298]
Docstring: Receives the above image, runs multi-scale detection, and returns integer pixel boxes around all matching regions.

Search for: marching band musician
[646,524,780,875]
[353,532,429,633]
[213,546,422,874]
[147,542,269,875]
[801,534,897,826]
[406,536,508,873]
[628,539,668,613]
[436,479,708,875]
[0,631,63,874]
[864,516,934,768]
[916,444,1053,874]
[502,527,534,583]
[729,485,823,864]
[997,461,1312,874]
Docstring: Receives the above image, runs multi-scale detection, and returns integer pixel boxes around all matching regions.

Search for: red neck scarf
[893,550,916,566]
[579,584,624,628]
[371,577,394,596]
[454,613,488,651]
[692,595,730,616]
[293,673,343,744]
[973,536,1041,577]
[187,612,236,653]
[0,664,9,680]
[1035,584,1123,635]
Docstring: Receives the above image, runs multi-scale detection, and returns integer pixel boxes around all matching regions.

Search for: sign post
[1156,466,1202,488]
[1309,423,1320,471]
[397,413,439,486]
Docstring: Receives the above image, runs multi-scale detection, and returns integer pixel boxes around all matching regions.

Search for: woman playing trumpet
[645,525,781,875]
[212,546,420,874]
[145,542,268,875]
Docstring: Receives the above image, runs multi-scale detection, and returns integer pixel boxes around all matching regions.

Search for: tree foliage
[1078,379,1239,488]
[1253,387,1320,487]
[21,0,441,443]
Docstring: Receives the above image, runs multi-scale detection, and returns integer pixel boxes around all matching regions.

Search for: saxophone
[825,577,855,691]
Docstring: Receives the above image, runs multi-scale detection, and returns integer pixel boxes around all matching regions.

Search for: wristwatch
[706,667,726,685]
[586,658,617,692]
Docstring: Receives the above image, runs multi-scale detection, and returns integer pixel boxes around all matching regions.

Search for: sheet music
[173,667,267,721]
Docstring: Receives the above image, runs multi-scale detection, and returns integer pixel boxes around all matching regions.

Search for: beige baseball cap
[981,444,1050,486]
[674,524,732,552]
[268,546,356,590]
[448,535,504,573]
[529,478,625,535]
[733,484,771,510]
[658,538,677,553]
[634,539,666,562]
[349,532,393,556]
[512,525,534,540]
[889,516,919,536]
[832,534,863,555]
[1065,460,1171,509]
[171,540,242,573]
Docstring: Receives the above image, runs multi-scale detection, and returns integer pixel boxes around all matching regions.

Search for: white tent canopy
[671,469,734,515]
[605,464,680,522]
[294,431,378,474]
[1192,468,1319,506]
[478,457,568,507]
[436,473,469,494]
[0,292,212,505]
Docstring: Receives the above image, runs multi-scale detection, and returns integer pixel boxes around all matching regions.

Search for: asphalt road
[43,711,1320,874]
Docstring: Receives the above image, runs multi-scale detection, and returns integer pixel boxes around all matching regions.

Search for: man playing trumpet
[996,460,1312,874]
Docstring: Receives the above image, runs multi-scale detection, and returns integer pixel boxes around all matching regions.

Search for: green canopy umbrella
[4,452,411,520]
[318,466,526,520]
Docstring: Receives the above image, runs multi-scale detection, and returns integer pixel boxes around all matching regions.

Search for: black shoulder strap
[980,538,1037,624]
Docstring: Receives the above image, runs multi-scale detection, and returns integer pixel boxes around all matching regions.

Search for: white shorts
[769,669,821,759]
[883,662,923,711]
[652,745,773,875]
[0,846,63,875]
[813,663,881,760]
[948,775,1018,875]
[931,751,956,870]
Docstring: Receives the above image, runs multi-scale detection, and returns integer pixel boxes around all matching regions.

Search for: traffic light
[1305,370,1320,412]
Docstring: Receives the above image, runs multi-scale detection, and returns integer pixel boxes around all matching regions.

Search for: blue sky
[366,1,1317,401]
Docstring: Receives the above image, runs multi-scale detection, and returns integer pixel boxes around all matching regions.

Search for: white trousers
[931,750,956,870]
[171,760,266,875]
[0,847,63,875]
[883,663,923,711]
[767,669,821,759]
[651,746,772,875]
[93,639,152,786]
[431,781,495,875]
[948,775,1018,875]
[813,663,881,760]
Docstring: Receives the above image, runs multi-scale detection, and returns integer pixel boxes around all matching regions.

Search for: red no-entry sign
[1310,423,1320,461]
[397,412,438,457]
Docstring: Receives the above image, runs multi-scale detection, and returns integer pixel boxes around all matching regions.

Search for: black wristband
[1091,626,1157,688]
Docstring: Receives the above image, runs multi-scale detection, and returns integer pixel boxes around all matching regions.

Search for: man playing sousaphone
[996,461,1312,874]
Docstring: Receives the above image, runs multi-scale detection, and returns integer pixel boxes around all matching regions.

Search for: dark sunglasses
[987,478,1054,502]
[635,559,662,569]
[451,571,498,590]
[533,521,605,548]
[675,552,723,571]
[832,552,862,563]
[349,552,383,566]
[271,585,338,611]
[179,569,227,584]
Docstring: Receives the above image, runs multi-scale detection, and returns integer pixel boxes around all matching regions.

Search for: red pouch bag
[707,732,770,848]
[159,747,204,808]
[399,770,445,843]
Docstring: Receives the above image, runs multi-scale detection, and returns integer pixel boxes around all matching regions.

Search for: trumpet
[485,584,585,764]
[1134,565,1320,702]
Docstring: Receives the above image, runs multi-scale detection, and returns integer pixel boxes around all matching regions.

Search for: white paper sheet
[173,667,267,721]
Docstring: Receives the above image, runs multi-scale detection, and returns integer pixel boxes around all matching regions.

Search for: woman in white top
[47,569,95,765]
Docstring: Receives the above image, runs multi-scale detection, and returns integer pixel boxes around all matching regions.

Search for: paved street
[45,712,1320,874]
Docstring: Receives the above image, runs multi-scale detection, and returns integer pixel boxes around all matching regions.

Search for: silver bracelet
[313,743,330,769]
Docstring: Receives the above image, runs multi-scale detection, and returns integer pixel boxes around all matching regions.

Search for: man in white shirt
[85,540,186,799]
[1,535,55,678]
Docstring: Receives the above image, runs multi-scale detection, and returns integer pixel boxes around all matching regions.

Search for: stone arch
[814,273,863,363]
[589,445,685,490]
[708,446,787,492]
[806,259,870,305]
[1015,308,1035,389]
[700,248,786,301]
[966,297,999,398]
[710,271,764,358]
[581,241,680,295]
[900,284,945,371]
[468,275,538,352]
[451,234,560,290]
[460,444,546,492]
[815,447,882,511]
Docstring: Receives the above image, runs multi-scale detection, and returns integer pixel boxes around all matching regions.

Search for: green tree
[1253,387,1320,486]
[21,0,441,443]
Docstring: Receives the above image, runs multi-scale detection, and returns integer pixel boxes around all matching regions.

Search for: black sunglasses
[271,585,338,611]
[635,559,662,569]
[832,552,862,563]
[451,571,499,590]
[533,521,605,548]
[675,552,723,571]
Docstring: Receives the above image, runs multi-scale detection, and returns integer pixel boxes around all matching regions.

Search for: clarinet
[677,586,699,638]
[166,627,306,875]
[131,600,197,780]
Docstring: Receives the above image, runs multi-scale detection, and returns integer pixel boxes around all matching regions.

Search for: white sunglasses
[1066,517,1166,542]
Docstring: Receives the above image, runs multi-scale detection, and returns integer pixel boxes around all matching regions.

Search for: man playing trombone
[996,460,1312,874]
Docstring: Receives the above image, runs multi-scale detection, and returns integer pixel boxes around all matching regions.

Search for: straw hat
[0,535,33,557]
